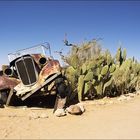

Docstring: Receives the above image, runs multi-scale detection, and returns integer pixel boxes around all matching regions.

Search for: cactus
[115,47,123,65]
[122,48,127,61]
[132,62,140,75]
[96,67,101,75]
[95,83,103,96]
[61,39,140,100]
[109,64,116,73]
[103,77,113,93]
[65,66,77,90]
[130,74,135,81]
[87,60,96,70]
[97,58,104,66]
[84,71,93,81]
[101,65,109,76]
[81,63,87,75]
[92,79,96,85]
[71,46,78,55]
[84,82,90,95]
[92,67,100,77]
[107,53,112,66]
[66,66,76,74]
[78,75,85,101]
[116,47,121,62]
[136,76,140,91]
[70,55,79,69]
[128,77,138,92]
[98,74,103,81]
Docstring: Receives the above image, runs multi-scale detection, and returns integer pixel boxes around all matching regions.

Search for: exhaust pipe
[2,65,13,76]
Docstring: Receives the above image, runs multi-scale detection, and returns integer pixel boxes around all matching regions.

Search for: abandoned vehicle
[0,42,76,115]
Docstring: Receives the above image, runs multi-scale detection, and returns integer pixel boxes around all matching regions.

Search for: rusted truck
[0,42,69,111]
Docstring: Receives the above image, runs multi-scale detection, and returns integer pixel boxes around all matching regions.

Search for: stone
[29,113,39,120]
[109,101,114,104]
[66,103,85,115]
[117,95,127,101]
[128,93,135,98]
[40,113,48,118]
[54,109,66,117]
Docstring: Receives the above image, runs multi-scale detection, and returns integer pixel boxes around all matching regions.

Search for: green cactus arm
[109,64,116,73]
[84,71,94,81]
[81,63,87,75]
[98,74,103,81]
[87,60,96,70]
[92,79,96,85]
[84,82,90,95]
[107,53,112,66]
[103,78,113,93]
[123,48,127,61]
[95,83,103,95]
[78,75,85,101]
[101,65,109,76]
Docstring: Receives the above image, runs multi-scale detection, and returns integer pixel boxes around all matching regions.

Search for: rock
[98,100,106,105]
[117,95,127,101]
[77,103,85,113]
[29,112,49,120]
[136,90,140,95]
[54,109,66,117]
[40,113,48,118]
[126,96,131,101]
[8,114,17,118]
[66,103,85,115]
[109,101,114,104]
[117,94,133,101]
[128,93,135,98]
[29,113,48,120]
[29,113,40,120]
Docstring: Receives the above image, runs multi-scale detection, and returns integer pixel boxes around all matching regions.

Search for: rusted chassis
[0,76,20,91]
[0,54,62,106]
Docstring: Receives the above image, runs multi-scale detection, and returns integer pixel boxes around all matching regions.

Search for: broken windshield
[8,42,52,62]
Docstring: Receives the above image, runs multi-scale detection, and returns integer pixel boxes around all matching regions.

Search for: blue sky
[0,1,140,67]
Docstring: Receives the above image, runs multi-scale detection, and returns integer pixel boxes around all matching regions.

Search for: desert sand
[0,92,140,139]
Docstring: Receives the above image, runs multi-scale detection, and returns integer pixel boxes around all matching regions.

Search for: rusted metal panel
[39,60,61,83]
[0,76,20,90]
[31,54,45,65]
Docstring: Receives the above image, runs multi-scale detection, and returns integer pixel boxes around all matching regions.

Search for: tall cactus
[105,50,112,66]
[122,48,127,61]
[78,75,85,101]
[116,47,123,65]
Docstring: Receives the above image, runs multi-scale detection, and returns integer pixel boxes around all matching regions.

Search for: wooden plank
[6,88,14,106]
[21,72,61,101]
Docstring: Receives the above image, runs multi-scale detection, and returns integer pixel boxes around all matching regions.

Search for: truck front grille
[15,56,38,86]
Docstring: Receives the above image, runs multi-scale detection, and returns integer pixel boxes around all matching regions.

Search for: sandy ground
[0,93,140,139]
